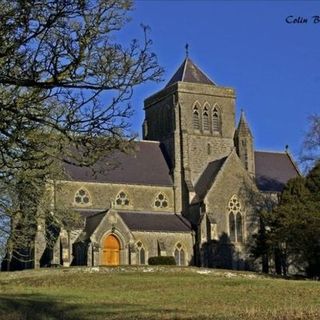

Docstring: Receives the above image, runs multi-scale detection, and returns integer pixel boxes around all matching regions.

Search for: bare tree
[0,0,163,269]
[301,114,320,169]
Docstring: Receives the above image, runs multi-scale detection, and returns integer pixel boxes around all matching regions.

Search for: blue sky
[121,0,320,161]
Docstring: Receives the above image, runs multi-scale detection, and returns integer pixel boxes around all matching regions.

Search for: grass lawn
[0,266,319,320]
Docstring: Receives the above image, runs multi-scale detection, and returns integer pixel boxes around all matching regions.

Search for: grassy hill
[0,266,319,320]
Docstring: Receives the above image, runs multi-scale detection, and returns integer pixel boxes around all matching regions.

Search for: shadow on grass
[1,293,319,320]
[0,293,190,320]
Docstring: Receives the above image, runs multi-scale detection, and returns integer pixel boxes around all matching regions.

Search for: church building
[34,57,300,269]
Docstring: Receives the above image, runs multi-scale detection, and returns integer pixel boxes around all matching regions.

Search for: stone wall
[204,151,256,239]
[82,210,194,266]
[131,231,194,266]
[54,181,175,213]
[144,81,237,193]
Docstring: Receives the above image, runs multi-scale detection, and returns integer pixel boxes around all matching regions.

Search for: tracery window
[74,188,91,205]
[136,241,146,265]
[174,243,185,266]
[115,191,130,206]
[193,105,200,130]
[228,195,243,243]
[203,106,209,132]
[154,193,168,208]
[212,106,221,133]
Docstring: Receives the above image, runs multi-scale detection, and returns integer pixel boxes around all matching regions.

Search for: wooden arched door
[102,235,120,266]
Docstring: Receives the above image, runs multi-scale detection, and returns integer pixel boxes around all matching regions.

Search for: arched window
[74,188,91,205]
[228,195,243,243]
[212,106,221,133]
[193,105,200,130]
[229,213,236,242]
[154,193,169,208]
[174,243,185,266]
[203,106,209,132]
[236,212,243,243]
[136,241,146,265]
[115,191,130,206]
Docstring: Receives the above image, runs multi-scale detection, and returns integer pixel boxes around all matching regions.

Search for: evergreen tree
[272,172,320,278]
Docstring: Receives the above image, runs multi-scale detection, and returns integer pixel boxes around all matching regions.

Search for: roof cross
[185,43,189,58]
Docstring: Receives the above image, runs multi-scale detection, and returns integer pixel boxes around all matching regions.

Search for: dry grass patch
[0,267,319,319]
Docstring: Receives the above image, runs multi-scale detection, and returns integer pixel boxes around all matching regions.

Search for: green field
[0,267,319,320]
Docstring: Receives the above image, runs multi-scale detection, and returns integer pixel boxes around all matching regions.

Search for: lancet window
[136,241,146,265]
[203,106,209,132]
[174,243,185,266]
[212,106,221,133]
[193,105,200,130]
[228,195,243,243]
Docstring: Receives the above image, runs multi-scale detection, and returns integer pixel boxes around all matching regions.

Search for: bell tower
[143,57,237,214]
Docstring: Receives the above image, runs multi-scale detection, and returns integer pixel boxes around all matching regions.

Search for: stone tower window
[154,193,168,208]
[207,143,211,155]
[228,195,243,243]
[203,106,209,132]
[244,153,248,170]
[174,243,185,266]
[115,191,130,206]
[74,188,91,205]
[212,107,221,133]
[136,241,146,265]
[192,105,200,130]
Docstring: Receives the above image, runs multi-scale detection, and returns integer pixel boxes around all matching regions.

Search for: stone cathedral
[33,57,299,270]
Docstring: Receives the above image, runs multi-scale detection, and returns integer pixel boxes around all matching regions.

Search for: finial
[285,145,289,152]
[185,43,189,58]
[240,109,246,121]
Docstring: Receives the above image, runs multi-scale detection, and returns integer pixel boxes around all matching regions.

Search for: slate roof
[255,151,300,192]
[194,157,227,201]
[76,209,106,219]
[166,58,216,87]
[63,141,172,186]
[76,210,108,242]
[118,211,192,233]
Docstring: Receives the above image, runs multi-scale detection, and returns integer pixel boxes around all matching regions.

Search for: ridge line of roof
[209,149,236,191]
[174,213,192,229]
[194,60,217,86]
[136,140,160,144]
[128,229,191,233]
[86,210,108,219]
[181,58,188,81]
[255,150,287,154]
[193,154,229,202]
[58,178,173,188]
[118,210,177,215]
[285,151,302,176]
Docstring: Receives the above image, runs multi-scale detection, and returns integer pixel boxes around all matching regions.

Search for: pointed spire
[166,57,216,88]
[236,109,252,136]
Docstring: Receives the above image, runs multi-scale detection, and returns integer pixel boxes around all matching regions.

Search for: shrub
[148,256,176,265]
